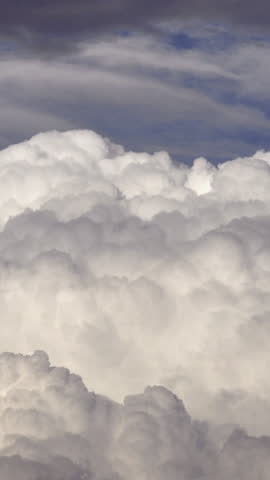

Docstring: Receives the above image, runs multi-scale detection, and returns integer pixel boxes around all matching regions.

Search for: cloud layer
[0,129,270,441]
[2,31,270,163]
[2,0,270,53]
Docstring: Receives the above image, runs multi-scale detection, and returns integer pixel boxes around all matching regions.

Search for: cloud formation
[2,0,270,53]
[2,31,270,162]
[1,129,270,442]
[1,350,270,480]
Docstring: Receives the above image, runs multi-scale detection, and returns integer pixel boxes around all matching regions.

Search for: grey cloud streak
[1,37,269,161]
[2,0,270,53]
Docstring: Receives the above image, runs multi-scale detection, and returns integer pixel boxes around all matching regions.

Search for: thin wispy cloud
[1,30,270,160]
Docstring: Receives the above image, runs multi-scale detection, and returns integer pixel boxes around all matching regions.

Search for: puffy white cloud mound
[1,130,270,437]
[0,350,270,480]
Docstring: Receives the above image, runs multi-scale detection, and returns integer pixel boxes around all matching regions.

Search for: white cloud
[1,130,270,442]
[0,350,269,480]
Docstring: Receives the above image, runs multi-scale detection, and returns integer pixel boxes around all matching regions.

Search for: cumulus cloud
[0,350,270,480]
[1,129,270,445]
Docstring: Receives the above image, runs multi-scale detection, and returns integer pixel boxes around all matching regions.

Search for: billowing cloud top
[1,129,270,442]
[1,350,270,480]
[2,0,270,52]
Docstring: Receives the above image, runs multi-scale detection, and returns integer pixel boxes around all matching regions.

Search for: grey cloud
[0,43,269,161]
[0,350,270,480]
[2,0,270,54]
[0,456,89,480]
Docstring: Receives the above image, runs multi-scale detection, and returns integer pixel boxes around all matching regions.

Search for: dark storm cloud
[2,0,270,53]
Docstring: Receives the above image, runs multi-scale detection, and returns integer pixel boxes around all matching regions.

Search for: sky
[2,3,270,480]
[1,1,270,162]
